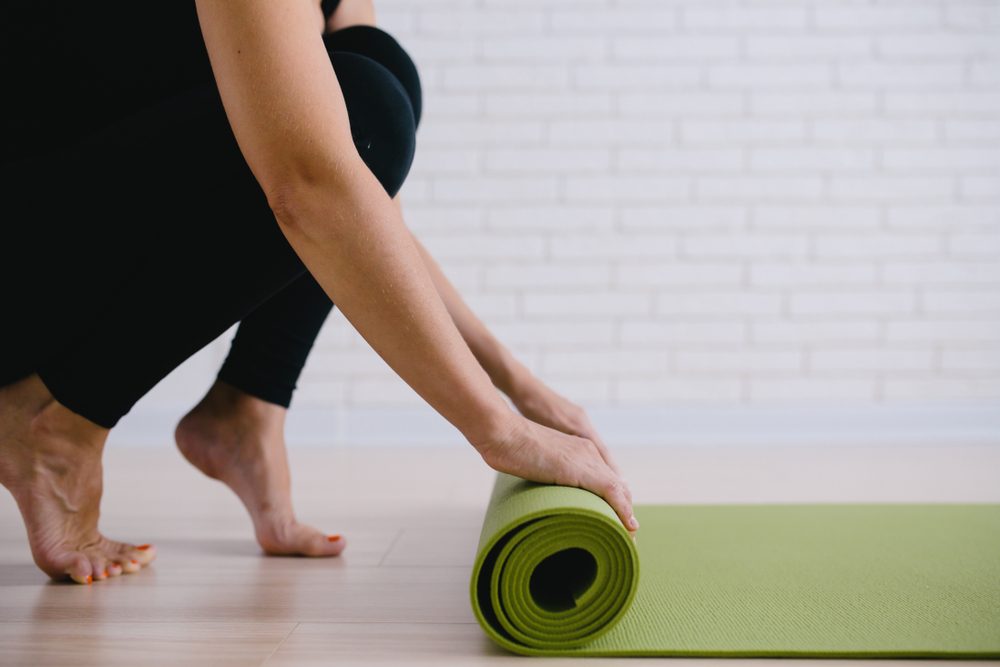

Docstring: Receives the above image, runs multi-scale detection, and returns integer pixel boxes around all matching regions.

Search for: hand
[477,413,639,533]
[508,375,623,476]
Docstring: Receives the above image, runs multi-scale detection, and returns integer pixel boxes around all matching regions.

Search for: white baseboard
[106,401,1000,448]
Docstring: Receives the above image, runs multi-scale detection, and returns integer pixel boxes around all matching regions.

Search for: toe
[63,554,93,585]
[90,556,109,581]
[258,521,346,557]
[107,562,124,578]
[122,560,140,574]
[321,533,347,557]
[110,547,141,574]
[35,550,92,585]
[107,539,156,571]
[130,543,157,566]
[292,523,346,557]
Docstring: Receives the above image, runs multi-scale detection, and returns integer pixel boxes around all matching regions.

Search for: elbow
[263,168,341,235]
[263,165,363,242]
[264,180,308,231]
[265,41,419,228]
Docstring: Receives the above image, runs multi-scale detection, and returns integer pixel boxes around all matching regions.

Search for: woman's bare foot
[0,374,156,584]
[175,380,345,557]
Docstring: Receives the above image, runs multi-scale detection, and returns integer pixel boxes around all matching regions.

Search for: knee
[328,51,418,199]
[323,25,422,128]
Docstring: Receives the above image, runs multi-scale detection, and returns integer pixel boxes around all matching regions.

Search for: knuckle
[478,444,502,469]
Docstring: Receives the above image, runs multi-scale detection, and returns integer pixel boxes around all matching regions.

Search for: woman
[0,0,637,586]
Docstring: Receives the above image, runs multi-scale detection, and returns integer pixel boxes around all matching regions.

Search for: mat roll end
[470,473,640,655]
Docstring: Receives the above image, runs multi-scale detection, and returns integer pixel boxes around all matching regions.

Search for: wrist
[462,397,520,454]
[490,347,536,401]
[468,406,524,466]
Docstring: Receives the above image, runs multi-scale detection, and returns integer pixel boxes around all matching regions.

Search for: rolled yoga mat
[470,473,1000,657]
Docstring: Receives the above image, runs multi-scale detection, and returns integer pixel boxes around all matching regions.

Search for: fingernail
[136,544,151,550]
[327,534,342,542]
[86,575,93,585]
[629,515,639,530]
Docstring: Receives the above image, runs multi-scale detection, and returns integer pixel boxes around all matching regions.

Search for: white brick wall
[111,0,1000,447]
[293,0,1000,410]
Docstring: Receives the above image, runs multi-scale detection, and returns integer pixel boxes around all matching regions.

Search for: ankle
[29,397,108,451]
[200,381,286,427]
[0,374,108,450]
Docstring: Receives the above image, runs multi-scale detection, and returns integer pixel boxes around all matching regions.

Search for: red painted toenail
[85,575,93,584]
[130,560,138,565]
[327,534,342,542]
[137,544,151,550]
[103,570,109,577]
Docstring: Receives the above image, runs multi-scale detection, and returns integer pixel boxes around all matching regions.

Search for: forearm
[273,167,513,447]
[392,198,534,399]
[194,0,513,448]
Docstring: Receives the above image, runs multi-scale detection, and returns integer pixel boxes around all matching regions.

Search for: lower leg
[0,374,156,584]
[0,83,304,583]
[178,273,339,556]
[175,380,344,557]
[175,46,418,557]
[216,272,335,410]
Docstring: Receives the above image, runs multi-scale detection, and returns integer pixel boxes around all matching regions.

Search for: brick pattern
[293,0,1000,409]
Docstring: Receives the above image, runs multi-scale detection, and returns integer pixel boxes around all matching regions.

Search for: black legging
[217,25,423,409]
[0,25,423,428]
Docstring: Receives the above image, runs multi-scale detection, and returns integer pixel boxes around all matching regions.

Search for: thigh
[5,82,250,290]
[0,82,289,382]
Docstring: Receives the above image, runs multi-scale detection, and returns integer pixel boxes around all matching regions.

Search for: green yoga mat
[470,473,1000,657]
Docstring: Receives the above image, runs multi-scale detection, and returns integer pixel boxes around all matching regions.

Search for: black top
[2,0,342,163]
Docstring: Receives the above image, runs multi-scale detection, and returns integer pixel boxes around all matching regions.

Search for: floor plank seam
[260,621,299,666]
[376,528,405,567]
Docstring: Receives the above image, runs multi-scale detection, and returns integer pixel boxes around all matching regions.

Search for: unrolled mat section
[470,473,1000,657]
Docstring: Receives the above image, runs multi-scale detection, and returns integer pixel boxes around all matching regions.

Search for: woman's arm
[194,0,637,530]
[195,0,509,446]
[393,195,624,476]
[389,197,527,398]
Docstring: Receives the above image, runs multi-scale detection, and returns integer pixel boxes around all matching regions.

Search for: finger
[579,437,631,506]
[603,475,638,532]
[581,461,637,533]
[578,415,623,476]
[587,429,622,476]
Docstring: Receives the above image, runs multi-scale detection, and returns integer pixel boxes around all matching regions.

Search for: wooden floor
[1,442,999,666]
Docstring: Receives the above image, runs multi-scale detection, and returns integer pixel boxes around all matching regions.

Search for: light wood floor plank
[0,621,296,667]
[263,623,1000,667]
[1,444,998,666]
